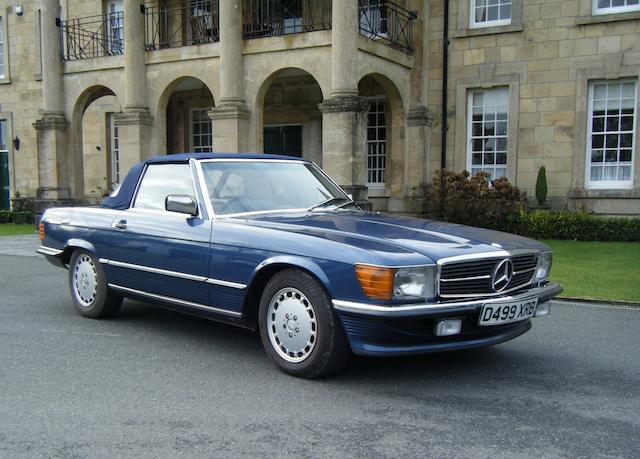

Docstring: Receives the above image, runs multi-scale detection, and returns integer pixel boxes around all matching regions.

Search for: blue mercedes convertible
[37,153,562,378]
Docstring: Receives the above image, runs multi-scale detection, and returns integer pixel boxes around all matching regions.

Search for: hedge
[419,170,640,242]
[0,211,35,225]
[517,211,640,242]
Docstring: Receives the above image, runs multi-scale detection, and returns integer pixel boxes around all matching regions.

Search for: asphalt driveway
[0,235,638,458]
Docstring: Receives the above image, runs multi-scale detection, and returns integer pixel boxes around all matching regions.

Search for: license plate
[478,298,539,326]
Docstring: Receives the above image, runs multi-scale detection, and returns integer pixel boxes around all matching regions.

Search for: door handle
[113,220,128,230]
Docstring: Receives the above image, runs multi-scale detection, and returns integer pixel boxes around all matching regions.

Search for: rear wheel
[258,269,350,378]
[68,249,122,318]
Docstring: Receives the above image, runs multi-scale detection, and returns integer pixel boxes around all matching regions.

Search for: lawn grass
[0,224,37,236]
[543,240,640,303]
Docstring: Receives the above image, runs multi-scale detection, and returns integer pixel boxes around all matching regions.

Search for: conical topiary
[535,166,548,206]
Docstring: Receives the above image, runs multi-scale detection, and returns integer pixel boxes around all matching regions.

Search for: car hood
[238,211,549,263]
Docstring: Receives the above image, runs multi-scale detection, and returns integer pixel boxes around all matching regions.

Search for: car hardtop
[100,153,309,210]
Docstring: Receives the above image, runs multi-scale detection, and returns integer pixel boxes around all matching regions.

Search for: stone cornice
[407,105,434,127]
[318,96,370,114]
[33,112,68,131]
[114,108,153,126]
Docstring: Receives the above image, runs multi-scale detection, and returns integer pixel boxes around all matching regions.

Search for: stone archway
[255,68,324,164]
[358,74,405,211]
[157,77,216,154]
[70,85,122,201]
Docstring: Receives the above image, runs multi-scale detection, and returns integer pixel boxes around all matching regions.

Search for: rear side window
[133,164,195,210]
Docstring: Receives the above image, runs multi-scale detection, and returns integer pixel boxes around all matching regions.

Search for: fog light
[435,319,462,336]
[535,302,551,317]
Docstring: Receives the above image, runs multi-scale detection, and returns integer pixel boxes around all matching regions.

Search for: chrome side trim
[104,259,247,289]
[36,246,64,256]
[205,278,247,290]
[332,282,563,317]
[99,258,109,264]
[106,260,207,282]
[108,284,243,317]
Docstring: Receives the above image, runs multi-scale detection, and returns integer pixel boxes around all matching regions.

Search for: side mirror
[165,195,198,216]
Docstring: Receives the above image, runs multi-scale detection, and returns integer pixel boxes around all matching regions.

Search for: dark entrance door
[0,151,9,210]
[264,125,302,157]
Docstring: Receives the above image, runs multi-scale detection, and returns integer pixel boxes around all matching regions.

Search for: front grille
[439,254,538,298]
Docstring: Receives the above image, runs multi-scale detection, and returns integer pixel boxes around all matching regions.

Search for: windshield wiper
[307,197,351,212]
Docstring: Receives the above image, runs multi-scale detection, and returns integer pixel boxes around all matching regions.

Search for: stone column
[116,0,152,170]
[34,0,70,204]
[319,97,370,203]
[209,0,250,152]
[404,106,433,212]
[320,1,369,203]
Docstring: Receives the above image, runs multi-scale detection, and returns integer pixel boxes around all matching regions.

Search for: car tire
[258,269,351,378]
[68,249,123,319]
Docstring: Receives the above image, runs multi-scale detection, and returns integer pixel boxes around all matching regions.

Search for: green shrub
[419,170,526,233]
[0,211,35,225]
[11,211,34,225]
[535,166,547,206]
[518,211,640,242]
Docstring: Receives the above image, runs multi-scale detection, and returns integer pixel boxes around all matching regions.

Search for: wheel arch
[242,256,332,329]
[60,239,99,266]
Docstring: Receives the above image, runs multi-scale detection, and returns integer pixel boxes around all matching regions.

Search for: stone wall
[427,0,640,215]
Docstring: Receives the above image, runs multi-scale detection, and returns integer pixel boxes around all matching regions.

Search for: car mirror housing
[165,195,198,216]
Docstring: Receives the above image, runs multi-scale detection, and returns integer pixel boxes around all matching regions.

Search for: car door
[107,162,212,306]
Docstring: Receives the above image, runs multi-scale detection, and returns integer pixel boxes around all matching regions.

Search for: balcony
[145,2,220,50]
[242,0,331,39]
[358,0,416,54]
[61,12,124,61]
[60,0,415,61]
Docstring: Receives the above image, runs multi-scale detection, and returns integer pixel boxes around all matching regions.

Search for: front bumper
[332,282,562,356]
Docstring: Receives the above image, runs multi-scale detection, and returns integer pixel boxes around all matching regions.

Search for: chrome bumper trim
[36,246,63,256]
[108,284,243,317]
[332,282,563,317]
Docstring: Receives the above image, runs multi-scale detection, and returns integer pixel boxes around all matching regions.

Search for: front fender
[253,255,332,290]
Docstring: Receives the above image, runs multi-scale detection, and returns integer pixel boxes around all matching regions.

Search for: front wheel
[258,269,351,378]
[68,249,122,318]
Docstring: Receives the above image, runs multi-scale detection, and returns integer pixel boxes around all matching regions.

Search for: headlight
[394,267,437,300]
[355,265,436,301]
[533,252,552,282]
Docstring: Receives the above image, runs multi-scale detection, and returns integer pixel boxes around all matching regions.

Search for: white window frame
[592,0,640,15]
[470,0,513,28]
[466,87,510,180]
[0,16,8,81]
[585,79,637,189]
[109,114,121,188]
[189,107,213,153]
[0,119,9,210]
[366,97,387,189]
[106,0,124,54]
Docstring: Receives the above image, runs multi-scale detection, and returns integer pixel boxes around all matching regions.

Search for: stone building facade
[0,0,638,216]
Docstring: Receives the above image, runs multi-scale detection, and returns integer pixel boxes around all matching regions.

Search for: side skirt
[108,283,254,329]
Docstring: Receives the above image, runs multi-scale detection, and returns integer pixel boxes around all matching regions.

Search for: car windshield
[200,160,351,215]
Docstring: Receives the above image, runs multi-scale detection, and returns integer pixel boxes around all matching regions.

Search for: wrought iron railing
[243,0,331,39]
[145,2,219,50]
[358,0,416,54]
[61,12,125,61]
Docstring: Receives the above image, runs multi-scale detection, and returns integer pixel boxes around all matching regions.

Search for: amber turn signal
[355,265,396,301]
[39,223,45,241]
